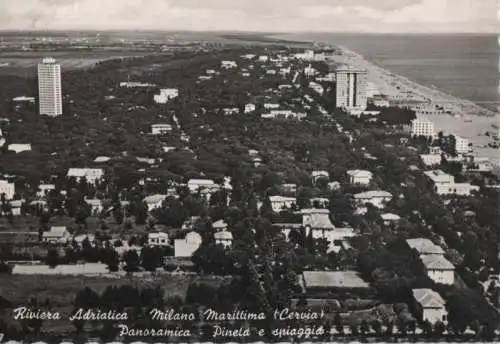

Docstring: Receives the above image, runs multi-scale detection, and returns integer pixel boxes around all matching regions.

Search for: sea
[276,33,500,113]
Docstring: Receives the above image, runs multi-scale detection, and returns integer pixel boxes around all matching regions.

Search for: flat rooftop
[303,271,370,289]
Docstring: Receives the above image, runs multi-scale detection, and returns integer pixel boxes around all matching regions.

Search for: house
[174,231,202,257]
[212,219,228,232]
[221,60,237,69]
[244,103,256,114]
[153,88,179,104]
[67,168,104,185]
[282,183,297,193]
[8,144,32,153]
[143,194,167,212]
[85,199,103,215]
[311,171,329,183]
[424,170,479,196]
[10,200,23,216]
[420,154,442,167]
[353,190,392,209]
[74,234,96,246]
[148,232,169,247]
[264,103,280,110]
[119,81,156,88]
[429,146,442,155]
[214,231,233,248]
[420,254,455,285]
[94,156,111,163]
[151,124,173,135]
[42,226,70,244]
[347,170,373,185]
[187,179,216,193]
[406,238,445,256]
[370,95,390,108]
[309,197,327,207]
[309,82,324,95]
[269,196,296,212]
[412,289,448,324]
[380,213,401,225]
[223,108,239,115]
[327,181,341,191]
[0,180,15,200]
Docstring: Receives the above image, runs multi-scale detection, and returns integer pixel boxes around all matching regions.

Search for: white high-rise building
[411,118,435,138]
[335,65,368,110]
[38,57,62,117]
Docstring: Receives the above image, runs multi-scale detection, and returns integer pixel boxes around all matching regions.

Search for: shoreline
[331,45,500,164]
[333,45,498,117]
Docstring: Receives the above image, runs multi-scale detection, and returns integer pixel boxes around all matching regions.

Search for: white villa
[67,168,104,185]
[412,289,448,324]
[353,190,392,209]
[148,232,169,247]
[347,170,373,185]
[424,170,479,196]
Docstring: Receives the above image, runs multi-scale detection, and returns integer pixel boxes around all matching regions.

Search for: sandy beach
[329,45,500,164]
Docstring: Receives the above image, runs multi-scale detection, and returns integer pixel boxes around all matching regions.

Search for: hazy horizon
[0,0,496,34]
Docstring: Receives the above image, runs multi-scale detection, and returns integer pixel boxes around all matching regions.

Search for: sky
[0,0,497,33]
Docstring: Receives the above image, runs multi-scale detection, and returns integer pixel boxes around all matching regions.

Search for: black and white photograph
[0,0,498,342]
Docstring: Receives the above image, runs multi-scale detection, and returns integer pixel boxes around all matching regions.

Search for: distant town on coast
[0,28,498,342]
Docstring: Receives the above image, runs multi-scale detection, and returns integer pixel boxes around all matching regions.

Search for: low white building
[212,219,228,232]
[174,231,202,257]
[221,60,238,69]
[151,124,173,135]
[8,144,32,154]
[154,88,179,104]
[309,82,324,95]
[264,103,280,110]
[269,196,296,212]
[347,170,373,185]
[187,179,216,193]
[420,254,455,285]
[311,170,329,183]
[412,289,448,324]
[85,199,103,215]
[37,184,55,198]
[0,180,15,200]
[353,190,393,209]
[214,230,233,248]
[67,168,104,185]
[148,232,169,247]
[143,194,168,212]
[380,213,401,225]
[420,154,442,167]
[244,103,256,114]
[406,238,445,256]
[424,170,479,196]
[42,226,70,244]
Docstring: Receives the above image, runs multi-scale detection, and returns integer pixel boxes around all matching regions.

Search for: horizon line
[0,29,497,35]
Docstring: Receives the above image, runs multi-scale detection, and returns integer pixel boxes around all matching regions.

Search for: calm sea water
[279,33,500,112]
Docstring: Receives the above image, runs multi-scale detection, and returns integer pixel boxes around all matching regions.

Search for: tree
[360,320,370,336]
[45,248,59,268]
[433,320,446,338]
[260,196,274,218]
[140,247,163,272]
[134,201,148,225]
[372,319,382,335]
[123,250,140,272]
[334,312,343,334]
[102,249,120,272]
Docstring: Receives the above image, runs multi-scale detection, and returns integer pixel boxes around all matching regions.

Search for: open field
[0,51,149,75]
